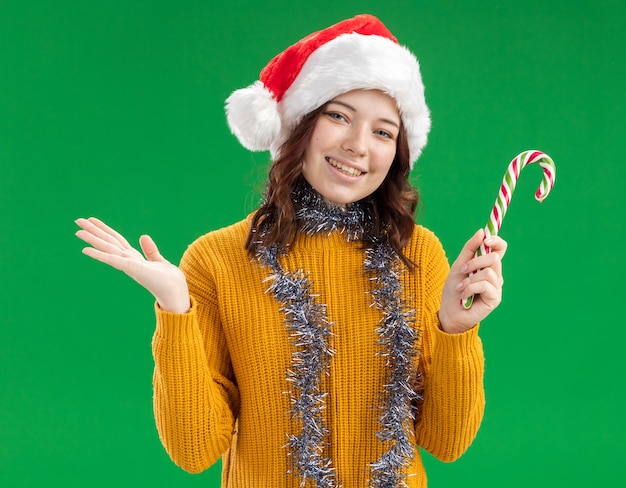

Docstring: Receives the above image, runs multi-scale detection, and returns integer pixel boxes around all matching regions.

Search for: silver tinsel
[256,184,419,488]
[258,243,338,488]
[292,183,372,241]
[365,240,421,488]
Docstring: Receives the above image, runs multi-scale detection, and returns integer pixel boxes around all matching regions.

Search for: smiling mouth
[326,157,363,177]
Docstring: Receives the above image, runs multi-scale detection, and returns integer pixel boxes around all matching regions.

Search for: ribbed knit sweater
[152,216,485,487]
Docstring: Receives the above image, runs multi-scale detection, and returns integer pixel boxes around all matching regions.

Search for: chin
[307,180,369,206]
[321,192,361,206]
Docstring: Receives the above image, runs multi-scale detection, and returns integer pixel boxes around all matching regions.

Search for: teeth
[327,157,362,176]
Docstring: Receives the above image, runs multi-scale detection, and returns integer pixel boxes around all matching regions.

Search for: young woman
[76,14,506,488]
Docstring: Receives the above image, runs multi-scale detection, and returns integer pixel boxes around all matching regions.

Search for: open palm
[75,217,190,314]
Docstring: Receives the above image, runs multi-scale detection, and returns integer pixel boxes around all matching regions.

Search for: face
[301,89,401,206]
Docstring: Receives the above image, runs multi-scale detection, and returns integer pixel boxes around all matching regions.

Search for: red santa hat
[225,14,430,168]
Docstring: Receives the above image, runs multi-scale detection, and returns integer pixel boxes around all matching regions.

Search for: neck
[322,198,347,211]
[292,180,373,241]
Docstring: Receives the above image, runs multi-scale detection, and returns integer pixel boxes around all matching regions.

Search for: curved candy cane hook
[462,150,556,309]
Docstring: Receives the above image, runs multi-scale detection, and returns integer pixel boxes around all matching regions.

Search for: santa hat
[225,14,430,168]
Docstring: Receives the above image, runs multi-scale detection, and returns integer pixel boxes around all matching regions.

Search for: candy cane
[462,150,556,309]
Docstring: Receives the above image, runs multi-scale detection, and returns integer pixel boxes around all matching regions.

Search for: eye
[324,111,347,122]
[374,129,394,139]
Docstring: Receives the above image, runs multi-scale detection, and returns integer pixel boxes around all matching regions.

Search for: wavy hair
[245,102,419,267]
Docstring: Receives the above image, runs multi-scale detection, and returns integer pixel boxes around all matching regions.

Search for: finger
[76,229,141,259]
[466,250,503,277]
[460,279,501,307]
[83,217,133,249]
[464,266,503,290]
[452,229,484,270]
[75,218,126,249]
[139,235,165,262]
[87,216,133,249]
[484,235,508,259]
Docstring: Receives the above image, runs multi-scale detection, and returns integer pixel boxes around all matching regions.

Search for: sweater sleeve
[152,237,240,474]
[414,231,485,462]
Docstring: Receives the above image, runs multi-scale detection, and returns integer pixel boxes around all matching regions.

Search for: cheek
[373,148,396,176]
[300,151,318,186]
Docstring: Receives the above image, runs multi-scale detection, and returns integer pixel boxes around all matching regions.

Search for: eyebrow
[327,99,401,128]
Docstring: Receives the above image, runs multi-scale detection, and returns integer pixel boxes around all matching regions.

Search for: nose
[341,124,367,157]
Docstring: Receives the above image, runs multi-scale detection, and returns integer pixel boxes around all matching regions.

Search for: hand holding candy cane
[462,150,556,309]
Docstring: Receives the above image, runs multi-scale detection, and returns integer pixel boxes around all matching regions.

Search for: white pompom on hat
[225,14,431,169]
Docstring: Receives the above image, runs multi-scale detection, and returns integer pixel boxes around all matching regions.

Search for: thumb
[139,235,165,262]
[453,229,484,267]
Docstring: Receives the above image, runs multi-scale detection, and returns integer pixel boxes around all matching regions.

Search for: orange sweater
[152,217,484,487]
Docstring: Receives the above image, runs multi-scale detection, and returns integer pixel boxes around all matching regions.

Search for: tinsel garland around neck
[255,184,421,488]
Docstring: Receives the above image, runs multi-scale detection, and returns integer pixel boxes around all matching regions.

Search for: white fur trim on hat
[225,81,281,152]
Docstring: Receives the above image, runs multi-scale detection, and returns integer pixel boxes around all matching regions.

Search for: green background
[1,0,624,486]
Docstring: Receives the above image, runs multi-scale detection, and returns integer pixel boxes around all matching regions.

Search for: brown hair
[245,103,419,267]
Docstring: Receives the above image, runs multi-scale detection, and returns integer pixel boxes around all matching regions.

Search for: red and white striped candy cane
[462,150,556,309]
